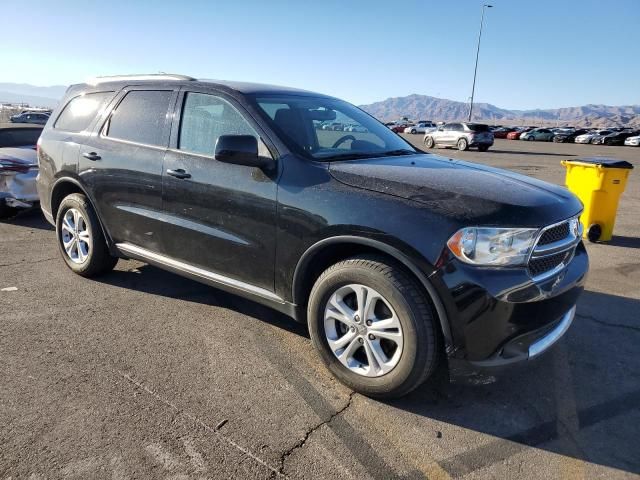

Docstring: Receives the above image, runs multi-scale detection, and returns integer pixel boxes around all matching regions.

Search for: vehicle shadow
[2,207,54,231]
[388,289,640,477]
[94,264,640,476]
[96,263,308,338]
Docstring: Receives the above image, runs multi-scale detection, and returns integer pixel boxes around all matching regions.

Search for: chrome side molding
[116,243,283,303]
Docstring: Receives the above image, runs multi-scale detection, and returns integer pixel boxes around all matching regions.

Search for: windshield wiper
[379,149,417,157]
[317,152,380,161]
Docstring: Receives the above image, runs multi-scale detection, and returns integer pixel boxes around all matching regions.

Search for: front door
[161,90,278,291]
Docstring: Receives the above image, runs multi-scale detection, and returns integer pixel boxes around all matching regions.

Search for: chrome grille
[528,217,581,280]
[538,222,570,246]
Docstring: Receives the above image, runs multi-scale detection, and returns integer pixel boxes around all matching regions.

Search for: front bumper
[431,241,588,382]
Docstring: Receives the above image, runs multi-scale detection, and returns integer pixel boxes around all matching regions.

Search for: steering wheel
[332,135,356,149]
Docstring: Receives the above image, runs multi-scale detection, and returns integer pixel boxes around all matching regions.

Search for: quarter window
[54,92,113,132]
[178,92,257,156]
[105,90,173,147]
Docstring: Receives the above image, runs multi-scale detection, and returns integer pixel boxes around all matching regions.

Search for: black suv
[37,75,588,398]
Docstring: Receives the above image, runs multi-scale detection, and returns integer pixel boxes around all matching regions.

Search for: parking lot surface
[1,139,639,479]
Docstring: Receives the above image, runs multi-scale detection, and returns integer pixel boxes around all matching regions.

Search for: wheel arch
[292,236,453,347]
[50,177,115,250]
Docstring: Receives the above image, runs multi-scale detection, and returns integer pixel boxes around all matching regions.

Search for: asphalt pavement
[1,138,639,479]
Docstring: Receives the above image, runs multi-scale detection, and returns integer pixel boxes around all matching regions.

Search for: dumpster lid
[566,157,634,169]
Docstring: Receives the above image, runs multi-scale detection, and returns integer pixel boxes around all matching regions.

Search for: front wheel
[424,136,435,148]
[308,255,440,399]
[56,193,118,277]
[478,144,490,152]
[410,129,417,134]
[457,138,469,151]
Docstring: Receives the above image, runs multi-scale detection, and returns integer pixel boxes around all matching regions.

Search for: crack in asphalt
[118,371,287,478]
[276,391,357,477]
[577,313,640,333]
[0,257,58,268]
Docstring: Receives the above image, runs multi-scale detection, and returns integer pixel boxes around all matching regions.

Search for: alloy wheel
[324,284,404,377]
[61,208,91,264]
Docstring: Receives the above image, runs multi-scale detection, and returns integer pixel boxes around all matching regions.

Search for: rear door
[80,87,178,251]
[161,88,278,291]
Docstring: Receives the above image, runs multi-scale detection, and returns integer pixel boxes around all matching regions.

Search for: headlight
[447,227,539,266]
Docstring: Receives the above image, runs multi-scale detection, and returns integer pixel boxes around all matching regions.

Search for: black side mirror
[214,135,273,169]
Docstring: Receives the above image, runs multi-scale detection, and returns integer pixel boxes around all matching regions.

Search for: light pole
[468,4,492,122]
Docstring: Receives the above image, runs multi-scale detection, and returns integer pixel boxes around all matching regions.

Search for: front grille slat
[528,217,579,279]
[537,222,570,246]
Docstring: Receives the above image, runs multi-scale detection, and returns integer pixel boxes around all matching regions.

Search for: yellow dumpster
[561,157,634,242]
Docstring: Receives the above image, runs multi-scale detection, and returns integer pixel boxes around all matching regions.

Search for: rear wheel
[478,144,490,152]
[457,138,469,151]
[56,193,118,277]
[424,136,435,148]
[528,136,535,141]
[308,255,440,399]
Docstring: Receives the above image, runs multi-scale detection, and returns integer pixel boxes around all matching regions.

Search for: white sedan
[624,135,640,146]
[574,130,612,144]
[404,122,437,134]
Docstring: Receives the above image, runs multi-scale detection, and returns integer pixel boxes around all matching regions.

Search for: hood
[329,154,582,227]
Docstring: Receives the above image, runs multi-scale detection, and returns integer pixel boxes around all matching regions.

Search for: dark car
[553,128,589,143]
[9,112,50,125]
[37,74,588,398]
[0,123,44,148]
[592,130,639,146]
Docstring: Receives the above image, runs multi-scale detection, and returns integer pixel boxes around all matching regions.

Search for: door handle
[82,152,101,161]
[166,168,191,179]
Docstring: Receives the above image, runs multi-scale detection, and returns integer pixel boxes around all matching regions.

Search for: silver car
[423,122,494,151]
[0,147,39,218]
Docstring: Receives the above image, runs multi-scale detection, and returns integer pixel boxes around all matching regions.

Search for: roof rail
[86,74,196,85]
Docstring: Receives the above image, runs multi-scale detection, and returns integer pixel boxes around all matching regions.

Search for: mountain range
[0,83,67,108]
[359,94,640,128]
[1,83,638,128]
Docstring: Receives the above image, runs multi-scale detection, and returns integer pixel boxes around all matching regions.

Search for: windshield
[254,95,417,160]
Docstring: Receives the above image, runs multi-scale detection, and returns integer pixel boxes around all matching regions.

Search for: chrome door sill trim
[116,243,283,303]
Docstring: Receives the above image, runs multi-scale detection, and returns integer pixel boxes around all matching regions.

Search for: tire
[457,138,469,151]
[0,199,20,220]
[424,136,435,148]
[56,193,118,277]
[411,129,417,134]
[307,255,440,399]
[478,144,489,152]
[528,136,535,141]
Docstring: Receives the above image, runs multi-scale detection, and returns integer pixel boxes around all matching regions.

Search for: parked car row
[317,121,369,133]
[490,125,639,146]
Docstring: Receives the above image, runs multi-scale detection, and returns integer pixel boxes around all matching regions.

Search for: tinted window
[106,90,173,146]
[467,123,490,132]
[54,92,113,132]
[179,92,257,156]
[0,128,43,147]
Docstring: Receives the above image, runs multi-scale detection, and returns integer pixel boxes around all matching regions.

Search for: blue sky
[2,0,638,108]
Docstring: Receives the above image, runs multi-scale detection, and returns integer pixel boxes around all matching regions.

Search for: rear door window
[467,123,490,132]
[105,90,173,147]
[54,92,113,132]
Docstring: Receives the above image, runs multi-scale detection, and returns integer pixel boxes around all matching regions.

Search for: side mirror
[215,135,273,169]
